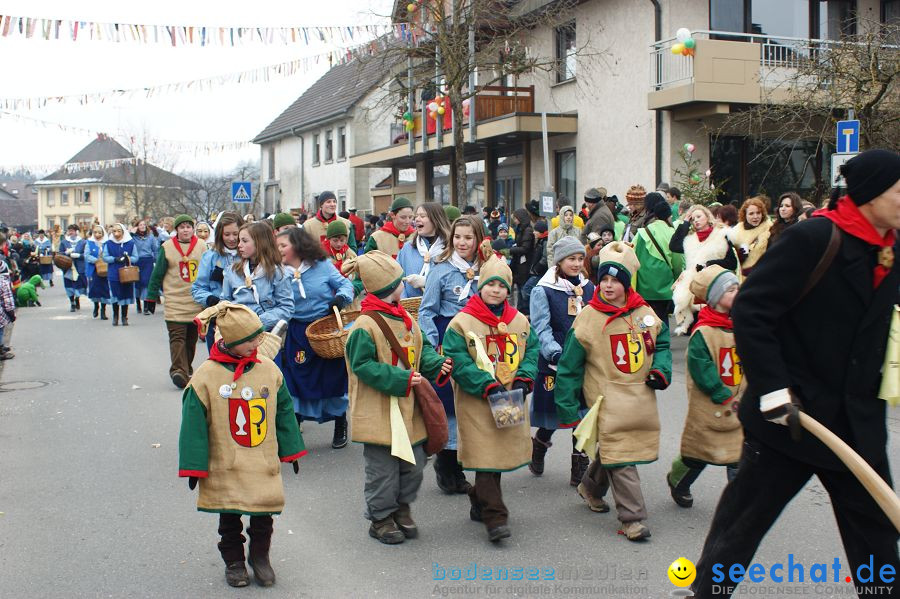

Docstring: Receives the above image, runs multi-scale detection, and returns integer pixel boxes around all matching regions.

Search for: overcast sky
[0,0,394,176]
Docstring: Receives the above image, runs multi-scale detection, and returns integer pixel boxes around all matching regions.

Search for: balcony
[647,30,847,117]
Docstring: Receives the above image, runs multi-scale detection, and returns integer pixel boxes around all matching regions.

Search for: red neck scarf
[361,295,412,330]
[460,294,517,328]
[316,210,336,224]
[380,221,415,246]
[692,306,733,332]
[535,230,549,240]
[588,288,649,329]
[814,196,896,288]
[325,241,349,274]
[172,235,199,258]
[696,227,713,242]
[210,340,261,382]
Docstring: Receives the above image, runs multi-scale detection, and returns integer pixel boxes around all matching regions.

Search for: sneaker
[576,482,610,513]
[225,561,250,587]
[618,521,651,542]
[392,503,418,539]
[488,524,511,543]
[368,516,405,544]
[667,477,694,508]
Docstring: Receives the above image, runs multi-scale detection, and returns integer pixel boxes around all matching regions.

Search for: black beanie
[318,190,336,205]
[644,192,666,214]
[651,200,672,221]
[534,219,548,234]
[841,149,900,206]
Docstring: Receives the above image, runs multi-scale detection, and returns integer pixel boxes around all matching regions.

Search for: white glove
[70,252,81,258]
[405,274,426,289]
[759,389,793,425]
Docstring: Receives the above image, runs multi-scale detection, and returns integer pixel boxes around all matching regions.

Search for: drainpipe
[290,127,305,212]
[649,0,663,186]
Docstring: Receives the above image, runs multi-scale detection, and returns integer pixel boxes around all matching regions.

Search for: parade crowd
[1,150,897,596]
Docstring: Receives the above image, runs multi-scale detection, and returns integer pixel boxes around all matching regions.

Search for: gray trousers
[581,452,647,522]
[363,443,426,521]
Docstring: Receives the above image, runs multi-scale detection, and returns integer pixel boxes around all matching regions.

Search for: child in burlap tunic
[667,265,743,508]
[342,251,452,545]
[554,242,672,542]
[179,301,305,588]
[442,254,539,543]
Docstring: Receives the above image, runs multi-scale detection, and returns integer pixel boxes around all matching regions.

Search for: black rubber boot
[135,299,141,313]
[93,302,99,318]
[218,514,249,587]
[434,450,457,494]
[69,297,76,312]
[121,305,129,326]
[331,414,348,449]
[100,304,108,320]
[112,304,120,326]
[247,517,275,587]
[529,437,551,476]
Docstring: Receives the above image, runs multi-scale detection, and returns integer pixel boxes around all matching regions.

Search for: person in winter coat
[103,223,137,326]
[0,260,16,360]
[192,212,242,353]
[365,197,416,258]
[323,220,364,303]
[669,205,737,335]
[16,273,44,307]
[547,205,582,264]
[302,191,358,252]
[666,265,742,509]
[622,185,652,243]
[397,202,451,298]
[509,208,535,310]
[727,196,772,280]
[131,220,160,313]
[529,236,595,484]
[690,149,900,597]
[633,194,684,322]
[518,219,549,315]
[767,191,803,248]
[179,302,305,588]
[84,225,111,320]
[580,188,615,245]
[33,230,53,286]
[57,224,86,312]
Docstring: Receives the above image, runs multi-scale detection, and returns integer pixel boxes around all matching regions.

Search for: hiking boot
[667,476,694,508]
[224,561,250,587]
[618,521,651,542]
[171,372,189,389]
[368,516,404,544]
[570,452,590,486]
[392,503,418,539]
[529,437,551,476]
[247,553,276,587]
[488,524,511,543]
[331,415,348,449]
[576,482,610,513]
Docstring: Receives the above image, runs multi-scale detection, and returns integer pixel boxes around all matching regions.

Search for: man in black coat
[692,149,900,598]
[508,208,535,313]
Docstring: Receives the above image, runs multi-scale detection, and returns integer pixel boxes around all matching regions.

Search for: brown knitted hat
[625,184,647,210]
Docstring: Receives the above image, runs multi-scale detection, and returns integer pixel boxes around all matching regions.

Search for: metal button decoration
[219,384,232,399]
[241,386,253,400]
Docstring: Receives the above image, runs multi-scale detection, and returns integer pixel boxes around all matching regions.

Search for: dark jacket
[733,217,899,471]
[509,208,535,286]
[529,230,549,278]
[580,202,614,245]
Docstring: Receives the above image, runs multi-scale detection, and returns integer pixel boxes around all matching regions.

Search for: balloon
[429,111,437,120]
[705,169,712,177]
[407,3,416,12]
[684,143,695,153]
[686,47,695,57]
[671,43,684,55]
[428,102,438,113]
[402,112,411,121]
[676,28,691,43]
[690,172,702,184]
[684,37,696,49]
[437,106,446,115]
[462,98,470,107]
[681,46,691,56]
[405,121,415,132]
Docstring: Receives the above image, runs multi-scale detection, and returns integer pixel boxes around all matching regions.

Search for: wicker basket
[94,258,108,277]
[400,297,422,321]
[53,254,72,270]
[38,255,53,265]
[119,255,140,284]
[307,306,360,359]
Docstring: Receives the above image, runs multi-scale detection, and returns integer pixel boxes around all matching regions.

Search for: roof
[0,182,38,230]
[65,135,134,164]
[0,180,38,200]
[252,58,388,144]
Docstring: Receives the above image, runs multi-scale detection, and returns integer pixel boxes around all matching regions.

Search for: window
[710,0,857,38]
[555,150,577,205]
[325,130,334,163]
[60,189,69,205]
[46,218,54,229]
[555,22,576,83]
[82,190,91,204]
[60,217,68,229]
[267,146,275,179]
[886,0,900,24]
[312,134,320,165]
[115,189,125,206]
[338,191,347,212]
[46,190,55,207]
[338,127,346,160]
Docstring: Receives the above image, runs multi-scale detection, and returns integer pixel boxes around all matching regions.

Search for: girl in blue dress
[57,224,87,312]
[191,212,241,353]
[276,228,355,448]
[84,225,111,319]
[132,220,160,315]
[103,223,136,326]
[396,202,451,298]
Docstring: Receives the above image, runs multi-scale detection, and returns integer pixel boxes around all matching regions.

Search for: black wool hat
[644,192,666,214]
[841,149,900,206]
[318,190,337,205]
[651,200,672,221]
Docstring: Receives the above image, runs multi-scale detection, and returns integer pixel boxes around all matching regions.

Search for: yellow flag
[879,306,900,407]
[573,396,603,454]
[390,396,416,465]
[466,331,495,377]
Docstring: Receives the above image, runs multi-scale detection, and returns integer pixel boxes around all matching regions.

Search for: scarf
[315,210,336,224]
[588,288,650,330]
[416,235,445,276]
[325,242,349,274]
[171,235,199,259]
[210,339,261,382]
[815,196,896,288]
[235,260,261,304]
[448,251,478,301]
[537,267,590,314]
[381,221,416,248]
[109,224,133,245]
[692,306,733,332]
[283,262,312,299]
[460,293,517,329]
[696,227,713,242]
[361,295,413,330]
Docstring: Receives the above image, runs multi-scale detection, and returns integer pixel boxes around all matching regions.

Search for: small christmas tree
[672,144,725,206]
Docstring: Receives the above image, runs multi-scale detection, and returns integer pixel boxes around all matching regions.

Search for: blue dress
[103,238,136,304]
[84,240,110,303]
[220,262,294,331]
[131,233,159,300]
[35,237,53,280]
[57,237,87,296]
[192,249,238,353]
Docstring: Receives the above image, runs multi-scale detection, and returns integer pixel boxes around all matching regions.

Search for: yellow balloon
[671,43,684,55]
[437,107,446,115]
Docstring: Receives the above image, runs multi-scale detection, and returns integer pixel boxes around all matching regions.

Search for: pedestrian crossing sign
[231,182,252,203]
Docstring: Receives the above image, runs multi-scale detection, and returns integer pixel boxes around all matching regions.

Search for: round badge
[465,268,475,280]
[724,410,732,417]
[398,234,406,243]
[241,386,253,400]
[643,315,655,327]
[574,286,583,297]
[497,322,508,334]
[424,253,431,263]
[452,285,463,296]
[714,411,722,418]
[219,384,232,398]
[260,386,270,399]
[230,382,238,390]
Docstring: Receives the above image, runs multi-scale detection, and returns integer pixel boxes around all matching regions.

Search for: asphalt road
[0,281,897,598]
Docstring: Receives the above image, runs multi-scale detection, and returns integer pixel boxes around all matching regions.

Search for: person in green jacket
[634,194,684,322]
[15,274,43,307]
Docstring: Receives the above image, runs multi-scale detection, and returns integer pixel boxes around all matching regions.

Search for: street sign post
[231,181,252,203]
[830,153,857,187]
[835,120,859,154]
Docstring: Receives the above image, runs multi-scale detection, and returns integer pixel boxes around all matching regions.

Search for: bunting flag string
[0,15,391,48]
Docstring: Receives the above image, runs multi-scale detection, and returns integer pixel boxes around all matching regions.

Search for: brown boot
[576,482,610,513]
[392,503,418,539]
[368,516,404,544]
[618,520,651,542]
[225,562,249,587]
[529,437,551,476]
[247,516,275,586]
[570,452,590,486]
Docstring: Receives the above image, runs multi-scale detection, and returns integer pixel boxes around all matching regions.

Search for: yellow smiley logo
[668,557,696,587]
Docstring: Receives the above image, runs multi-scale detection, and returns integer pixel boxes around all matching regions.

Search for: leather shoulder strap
[360,310,410,369]
[794,222,841,307]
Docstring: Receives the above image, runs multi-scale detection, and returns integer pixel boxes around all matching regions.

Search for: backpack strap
[792,222,841,307]
[361,310,411,369]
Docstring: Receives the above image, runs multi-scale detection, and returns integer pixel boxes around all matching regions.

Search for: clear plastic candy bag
[487,388,525,429]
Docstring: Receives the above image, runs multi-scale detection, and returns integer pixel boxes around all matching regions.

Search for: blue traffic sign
[231,181,252,203]
[835,120,859,154]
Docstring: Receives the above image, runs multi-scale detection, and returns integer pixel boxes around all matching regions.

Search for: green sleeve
[516,328,540,383]
[347,228,358,252]
[688,331,732,404]
[346,328,412,397]
[418,338,445,381]
[554,329,587,425]
[352,277,364,297]
[443,327,497,398]
[275,381,306,460]
[650,322,673,386]
[364,235,377,254]
[178,386,209,476]
[146,246,168,301]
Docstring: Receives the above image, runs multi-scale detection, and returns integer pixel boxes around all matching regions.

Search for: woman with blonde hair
[727,196,772,279]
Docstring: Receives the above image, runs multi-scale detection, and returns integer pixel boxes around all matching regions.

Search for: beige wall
[37,183,156,229]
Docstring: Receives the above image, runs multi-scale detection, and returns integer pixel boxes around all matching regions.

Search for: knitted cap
[341,250,403,297]
[478,254,513,292]
[842,149,900,206]
[584,187,607,203]
[596,241,640,288]
[553,236,585,264]
[273,212,295,229]
[318,190,336,205]
[195,301,264,349]
[443,205,461,222]
[626,185,647,208]
[691,265,739,308]
[644,192,666,214]
[173,214,194,228]
[326,220,349,238]
[390,197,413,213]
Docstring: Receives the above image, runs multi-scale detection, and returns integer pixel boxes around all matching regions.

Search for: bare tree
[118,134,197,219]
